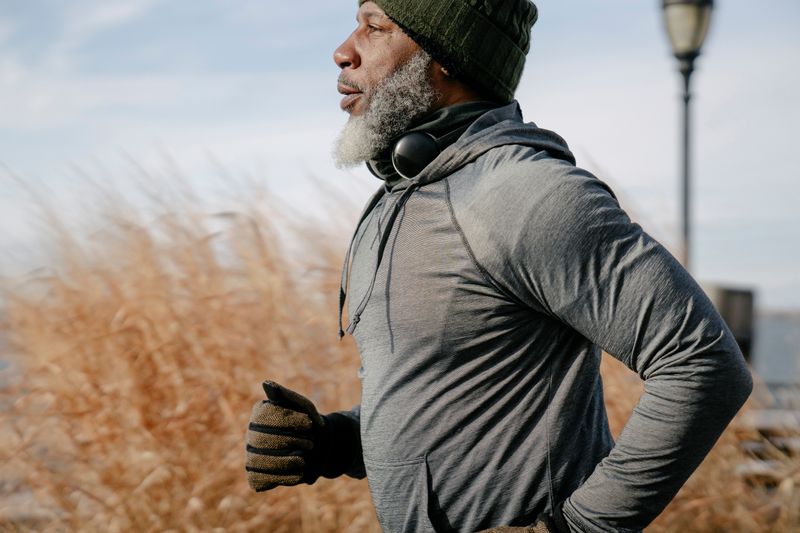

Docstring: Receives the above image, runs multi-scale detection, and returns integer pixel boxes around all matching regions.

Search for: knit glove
[476,524,552,533]
[476,503,570,533]
[245,381,362,492]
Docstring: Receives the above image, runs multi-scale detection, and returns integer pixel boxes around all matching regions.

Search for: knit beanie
[358,0,538,103]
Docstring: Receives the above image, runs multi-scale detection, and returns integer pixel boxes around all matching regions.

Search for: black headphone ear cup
[391,132,441,180]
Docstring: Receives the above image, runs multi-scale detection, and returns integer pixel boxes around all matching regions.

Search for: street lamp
[662,0,714,271]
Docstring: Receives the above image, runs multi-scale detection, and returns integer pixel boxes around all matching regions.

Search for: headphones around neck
[391,132,440,180]
[390,127,465,180]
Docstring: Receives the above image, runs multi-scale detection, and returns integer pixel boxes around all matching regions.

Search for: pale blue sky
[1,0,799,309]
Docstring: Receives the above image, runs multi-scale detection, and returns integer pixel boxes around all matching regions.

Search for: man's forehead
[358,3,390,21]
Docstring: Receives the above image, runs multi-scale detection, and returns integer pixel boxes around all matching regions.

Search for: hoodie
[337,101,752,533]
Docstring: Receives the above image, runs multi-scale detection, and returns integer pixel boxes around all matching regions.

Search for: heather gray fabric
[340,101,752,532]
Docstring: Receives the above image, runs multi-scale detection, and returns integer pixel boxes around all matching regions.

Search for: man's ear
[429,60,485,107]
[430,59,451,84]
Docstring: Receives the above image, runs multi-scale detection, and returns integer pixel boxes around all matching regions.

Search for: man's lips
[338,83,363,111]
[340,93,362,111]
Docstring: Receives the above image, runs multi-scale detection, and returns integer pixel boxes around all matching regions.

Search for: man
[245,1,753,532]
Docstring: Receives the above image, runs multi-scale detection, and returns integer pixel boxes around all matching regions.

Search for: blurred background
[0,0,798,531]
[2,0,800,364]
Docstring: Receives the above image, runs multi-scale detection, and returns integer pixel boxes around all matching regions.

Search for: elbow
[733,357,754,410]
[699,325,754,415]
[677,339,753,419]
[716,345,754,418]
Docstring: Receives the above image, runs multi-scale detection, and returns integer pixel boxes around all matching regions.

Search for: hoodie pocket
[364,454,438,533]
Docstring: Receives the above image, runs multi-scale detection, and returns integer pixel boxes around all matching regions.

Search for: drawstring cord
[338,189,386,339]
[338,182,421,339]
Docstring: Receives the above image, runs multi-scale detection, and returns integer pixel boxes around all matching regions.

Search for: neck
[367,100,502,189]
[432,91,485,111]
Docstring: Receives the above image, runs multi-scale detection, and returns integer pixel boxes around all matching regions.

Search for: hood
[338,100,576,338]
[391,100,575,190]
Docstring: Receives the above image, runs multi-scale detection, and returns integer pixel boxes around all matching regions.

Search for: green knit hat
[358,0,538,103]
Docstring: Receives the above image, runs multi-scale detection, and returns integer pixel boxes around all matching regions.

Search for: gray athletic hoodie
[338,101,752,532]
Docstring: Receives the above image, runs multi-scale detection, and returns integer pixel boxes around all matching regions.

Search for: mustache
[337,74,365,93]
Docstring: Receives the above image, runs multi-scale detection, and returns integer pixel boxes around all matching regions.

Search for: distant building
[754,310,800,386]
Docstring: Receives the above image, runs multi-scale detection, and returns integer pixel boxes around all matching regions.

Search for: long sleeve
[324,404,366,479]
[478,163,753,532]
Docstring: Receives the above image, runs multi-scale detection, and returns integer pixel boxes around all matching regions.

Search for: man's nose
[333,33,360,70]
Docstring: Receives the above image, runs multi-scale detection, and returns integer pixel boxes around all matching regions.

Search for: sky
[0,0,799,310]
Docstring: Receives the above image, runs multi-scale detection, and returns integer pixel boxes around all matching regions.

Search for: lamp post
[662,0,714,271]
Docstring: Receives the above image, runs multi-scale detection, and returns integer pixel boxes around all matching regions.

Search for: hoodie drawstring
[338,189,385,339]
[338,182,421,339]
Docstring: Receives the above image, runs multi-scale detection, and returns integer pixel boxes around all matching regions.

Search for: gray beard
[333,50,438,169]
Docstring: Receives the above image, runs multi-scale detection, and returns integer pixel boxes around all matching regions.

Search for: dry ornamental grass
[0,181,796,532]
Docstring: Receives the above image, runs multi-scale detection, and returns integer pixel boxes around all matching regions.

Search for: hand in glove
[476,523,552,533]
[245,380,363,492]
[476,503,569,533]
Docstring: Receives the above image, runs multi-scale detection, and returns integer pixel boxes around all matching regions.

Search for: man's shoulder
[447,143,617,221]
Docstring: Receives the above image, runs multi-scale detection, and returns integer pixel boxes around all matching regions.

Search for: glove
[245,380,362,492]
[476,502,570,533]
[476,523,551,533]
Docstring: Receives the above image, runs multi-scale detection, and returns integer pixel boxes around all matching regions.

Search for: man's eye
[367,24,383,33]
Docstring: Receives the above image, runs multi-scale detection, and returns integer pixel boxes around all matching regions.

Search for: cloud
[0,16,13,45]
[0,0,797,309]
[0,72,214,130]
[0,0,170,130]
[44,0,163,72]
[66,1,154,34]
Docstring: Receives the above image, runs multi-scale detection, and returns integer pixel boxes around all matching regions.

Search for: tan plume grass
[0,176,378,532]
[0,175,796,531]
